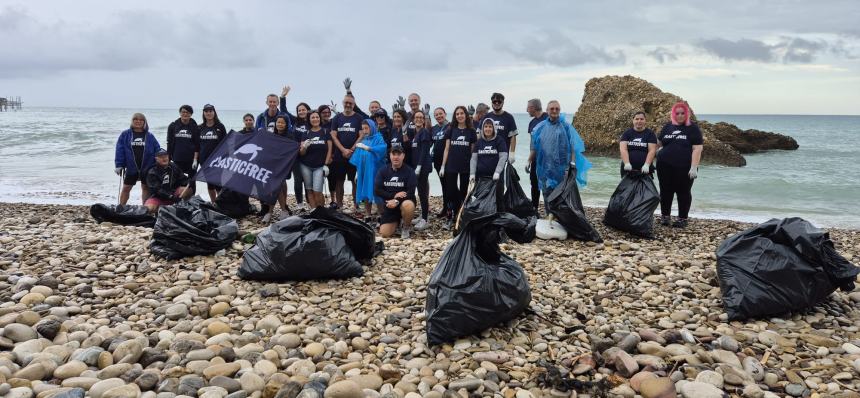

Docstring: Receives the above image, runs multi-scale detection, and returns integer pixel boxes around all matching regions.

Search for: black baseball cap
[491,93,505,102]
[390,144,405,154]
[373,108,388,118]
[155,148,169,157]
[203,104,216,111]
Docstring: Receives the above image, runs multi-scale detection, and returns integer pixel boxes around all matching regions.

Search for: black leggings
[656,162,695,219]
[435,165,449,214]
[529,159,540,209]
[417,167,430,220]
[292,167,304,204]
[445,172,469,216]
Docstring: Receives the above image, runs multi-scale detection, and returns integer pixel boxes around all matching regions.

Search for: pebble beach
[1,199,860,398]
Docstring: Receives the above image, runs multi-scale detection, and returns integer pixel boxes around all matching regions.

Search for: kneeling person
[145,149,193,213]
[374,145,417,239]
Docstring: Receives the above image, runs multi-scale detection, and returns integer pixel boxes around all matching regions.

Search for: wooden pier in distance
[0,96,22,111]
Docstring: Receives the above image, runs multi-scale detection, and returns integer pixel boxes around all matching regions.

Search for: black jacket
[146,162,189,200]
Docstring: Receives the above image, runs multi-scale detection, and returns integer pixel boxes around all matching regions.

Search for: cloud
[647,47,679,64]
[0,6,263,78]
[495,29,625,67]
[696,37,840,63]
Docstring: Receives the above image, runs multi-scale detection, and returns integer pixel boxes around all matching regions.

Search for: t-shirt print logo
[390,177,400,182]
[162,174,170,184]
[456,136,465,141]
[132,138,145,146]
[234,144,263,161]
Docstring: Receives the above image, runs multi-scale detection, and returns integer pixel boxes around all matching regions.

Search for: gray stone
[447,378,482,391]
[3,323,38,342]
[209,376,241,393]
[785,384,808,397]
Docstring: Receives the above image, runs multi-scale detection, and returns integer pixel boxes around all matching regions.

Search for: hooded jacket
[115,128,161,176]
[145,161,189,200]
[470,118,509,177]
[531,114,591,190]
[350,119,388,204]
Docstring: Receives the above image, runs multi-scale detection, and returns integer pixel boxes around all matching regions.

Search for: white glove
[323,165,330,177]
[439,169,445,178]
[569,161,576,169]
[688,166,698,180]
[641,164,650,174]
[114,167,124,176]
[509,154,515,164]
[492,172,500,181]
[415,166,421,176]
[192,160,198,170]
[623,163,632,171]
[469,175,475,183]
[302,140,311,149]
[524,164,531,174]
[356,143,369,151]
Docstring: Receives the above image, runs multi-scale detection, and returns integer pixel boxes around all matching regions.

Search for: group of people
[113,79,704,237]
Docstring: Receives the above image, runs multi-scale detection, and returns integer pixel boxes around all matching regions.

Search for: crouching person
[144,149,193,213]
[374,145,417,239]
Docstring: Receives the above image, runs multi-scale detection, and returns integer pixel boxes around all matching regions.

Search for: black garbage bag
[603,172,660,238]
[454,177,499,236]
[150,197,239,260]
[716,217,860,320]
[502,164,537,219]
[426,213,532,346]
[546,166,602,242]
[213,189,255,219]
[238,206,380,281]
[90,203,156,227]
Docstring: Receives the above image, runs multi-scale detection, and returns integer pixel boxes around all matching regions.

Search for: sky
[1,1,858,115]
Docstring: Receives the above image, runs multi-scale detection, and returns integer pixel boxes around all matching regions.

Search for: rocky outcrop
[573,75,798,167]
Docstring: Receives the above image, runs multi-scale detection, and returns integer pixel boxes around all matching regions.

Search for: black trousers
[529,159,540,209]
[435,164,449,214]
[444,172,470,216]
[292,166,304,204]
[656,162,695,219]
[417,167,430,220]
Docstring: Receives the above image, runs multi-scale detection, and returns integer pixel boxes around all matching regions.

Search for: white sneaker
[412,218,419,225]
[401,228,411,239]
[296,203,309,212]
[261,213,272,223]
[414,219,429,231]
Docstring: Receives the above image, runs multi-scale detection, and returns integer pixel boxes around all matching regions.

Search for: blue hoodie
[114,128,161,176]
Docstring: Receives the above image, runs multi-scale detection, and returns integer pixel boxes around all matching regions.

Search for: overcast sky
[1,1,858,114]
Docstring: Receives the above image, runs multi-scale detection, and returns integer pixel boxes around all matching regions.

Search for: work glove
[688,166,698,180]
[391,104,398,113]
[641,164,650,174]
[356,143,369,151]
[323,165,329,177]
[624,163,632,171]
[115,167,124,176]
[492,172,500,181]
[439,169,445,178]
[569,161,576,169]
[302,140,311,149]
[396,96,406,109]
[469,175,475,183]
[467,105,475,116]
[343,77,352,92]
[525,163,531,174]
[330,100,338,113]
[415,166,421,176]
[191,160,198,170]
[423,103,430,115]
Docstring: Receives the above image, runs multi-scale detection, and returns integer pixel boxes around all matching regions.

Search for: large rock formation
[573,75,798,167]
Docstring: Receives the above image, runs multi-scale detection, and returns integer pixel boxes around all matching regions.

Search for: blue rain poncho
[350,119,388,204]
[532,114,591,191]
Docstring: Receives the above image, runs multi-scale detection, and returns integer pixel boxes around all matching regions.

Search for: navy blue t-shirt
[301,128,330,168]
[292,122,309,138]
[410,128,432,169]
[620,128,658,168]
[657,123,704,168]
[485,111,518,147]
[389,126,405,149]
[374,164,417,201]
[331,112,364,161]
[167,119,199,163]
[473,134,508,177]
[198,122,227,163]
[431,124,448,168]
[444,127,477,173]
[528,113,548,134]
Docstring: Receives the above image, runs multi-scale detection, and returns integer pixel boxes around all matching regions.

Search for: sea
[1,108,858,229]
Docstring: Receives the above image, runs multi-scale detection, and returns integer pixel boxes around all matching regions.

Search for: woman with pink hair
[656,102,704,228]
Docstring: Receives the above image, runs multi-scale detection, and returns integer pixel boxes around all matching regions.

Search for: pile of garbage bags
[502,165,537,220]
[150,197,239,260]
[716,217,859,320]
[603,172,660,238]
[238,207,381,281]
[546,166,602,242]
[455,165,537,239]
[90,203,156,227]
[426,213,533,346]
[213,189,256,219]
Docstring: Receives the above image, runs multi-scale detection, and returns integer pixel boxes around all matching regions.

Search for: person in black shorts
[374,145,417,239]
[329,94,363,211]
[114,112,161,205]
